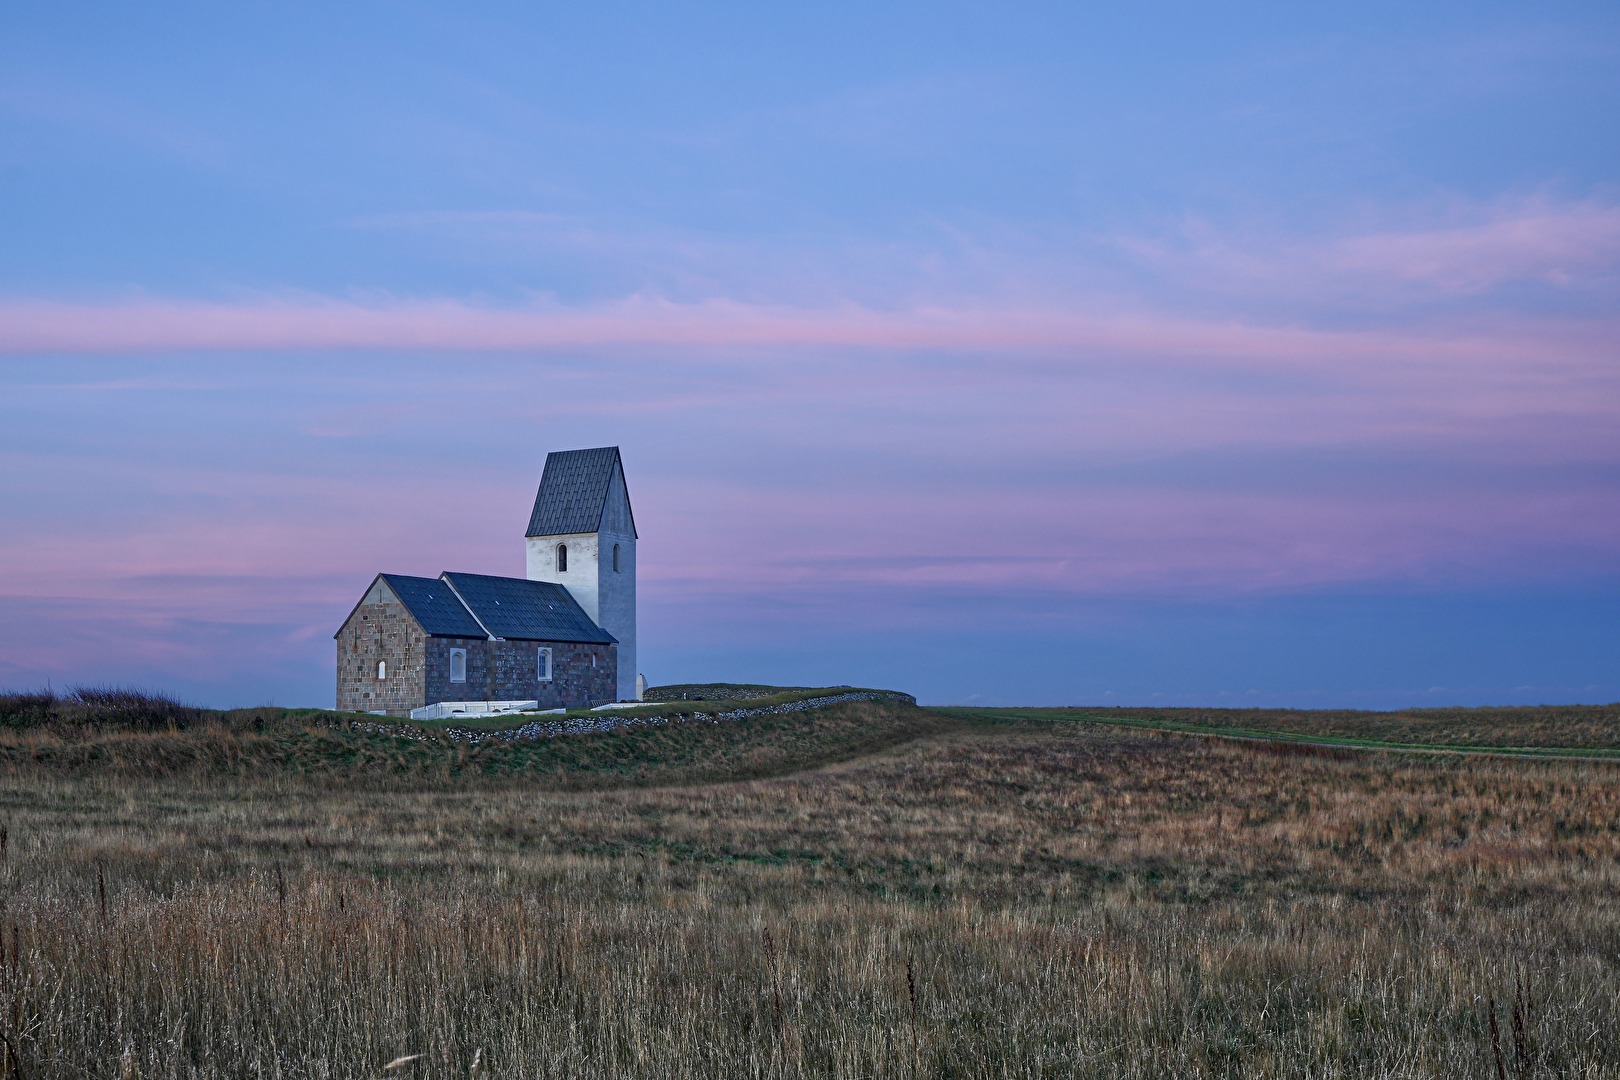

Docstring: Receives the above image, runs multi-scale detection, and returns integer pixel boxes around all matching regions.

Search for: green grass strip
[932,707,1620,761]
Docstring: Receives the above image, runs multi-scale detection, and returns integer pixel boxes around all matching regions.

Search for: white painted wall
[526,521,637,700]
[595,531,636,701]
[526,531,602,618]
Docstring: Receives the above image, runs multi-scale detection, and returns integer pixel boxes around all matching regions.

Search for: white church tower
[524,447,639,700]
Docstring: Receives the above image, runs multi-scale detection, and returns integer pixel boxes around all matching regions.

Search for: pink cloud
[0,252,1614,676]
[6,458,1612,669]
[0,294,1611,379]
[647,480,1620,601]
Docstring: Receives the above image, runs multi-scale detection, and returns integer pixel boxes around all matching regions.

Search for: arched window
[556,544,568,572]
[537,647,553,683]
[449,649,467,683]
[377,661,387,680]
[612,543,620,572]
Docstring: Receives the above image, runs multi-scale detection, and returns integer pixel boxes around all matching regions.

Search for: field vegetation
[946,703,1620,755]
[0,687,935,787]
[425,685,915,733]
[0,688,1615,1076]
[642,683,818,701]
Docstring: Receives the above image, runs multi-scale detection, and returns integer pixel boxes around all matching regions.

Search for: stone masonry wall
[422,636,493,711]
[335,597,428,715]
[487,640,616,709]
[424,638,617,710]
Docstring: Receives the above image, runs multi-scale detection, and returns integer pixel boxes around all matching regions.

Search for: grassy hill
[0,684,938,786]
[0,685,1616,1075]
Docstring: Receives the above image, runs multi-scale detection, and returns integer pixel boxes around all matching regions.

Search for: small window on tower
[613,543,620,572]
[450,648,467,683]
[537,647,553,683]
[557,544,568,572]
[377,661,387,680]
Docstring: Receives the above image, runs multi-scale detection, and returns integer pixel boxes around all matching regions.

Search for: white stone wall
[526,531,601,619]
[596,464,637,701]
[596,528,636,701]
[526,528,637,701]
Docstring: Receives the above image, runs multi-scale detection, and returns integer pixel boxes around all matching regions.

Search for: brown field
[0,701,1616,1077]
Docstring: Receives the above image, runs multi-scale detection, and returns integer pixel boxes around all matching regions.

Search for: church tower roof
[525,446,637,538]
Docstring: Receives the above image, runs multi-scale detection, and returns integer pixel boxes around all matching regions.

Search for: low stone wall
[338,690,916,745]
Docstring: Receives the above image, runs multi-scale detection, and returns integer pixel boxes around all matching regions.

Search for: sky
[2,1,1617,709]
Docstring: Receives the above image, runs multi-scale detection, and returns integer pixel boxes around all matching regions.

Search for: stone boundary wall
[335,690,916,745]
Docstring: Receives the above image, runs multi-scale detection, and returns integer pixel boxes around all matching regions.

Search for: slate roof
[525,446,630,538]
[441,572,617,644]
[378,574,488,638]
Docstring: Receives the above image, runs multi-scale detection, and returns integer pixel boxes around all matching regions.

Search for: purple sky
[2,2,1617,707]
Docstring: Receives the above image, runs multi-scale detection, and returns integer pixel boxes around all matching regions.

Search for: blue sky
[1,2,1617,707]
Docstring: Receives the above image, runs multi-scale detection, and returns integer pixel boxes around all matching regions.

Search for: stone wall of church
[421,636,493,712]
[338,608,616,715]
[432,639,615,710]
[473,641,618,709]
[335,593,428,716]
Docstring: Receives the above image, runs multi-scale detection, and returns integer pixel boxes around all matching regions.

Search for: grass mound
[0,694,953,788]
[644,682,816,701]
[0,685,207,733]
[413,685,916,731]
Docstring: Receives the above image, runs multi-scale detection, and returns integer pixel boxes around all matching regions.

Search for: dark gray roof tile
[525,446,632,537]
[440,572,616,644]
[379,574,488,638]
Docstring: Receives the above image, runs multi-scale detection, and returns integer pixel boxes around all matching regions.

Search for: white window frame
[377,661,387,680]
[537,647,553,683]
[449,648,467,683]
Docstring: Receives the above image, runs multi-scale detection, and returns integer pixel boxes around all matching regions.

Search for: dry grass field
[0,696,1615,1077]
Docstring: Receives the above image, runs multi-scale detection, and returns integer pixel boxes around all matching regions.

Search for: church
[334,446,638,716]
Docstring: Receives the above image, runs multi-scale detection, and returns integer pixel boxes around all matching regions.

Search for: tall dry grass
[0,721,1614,1076]
[0,686,206,734]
